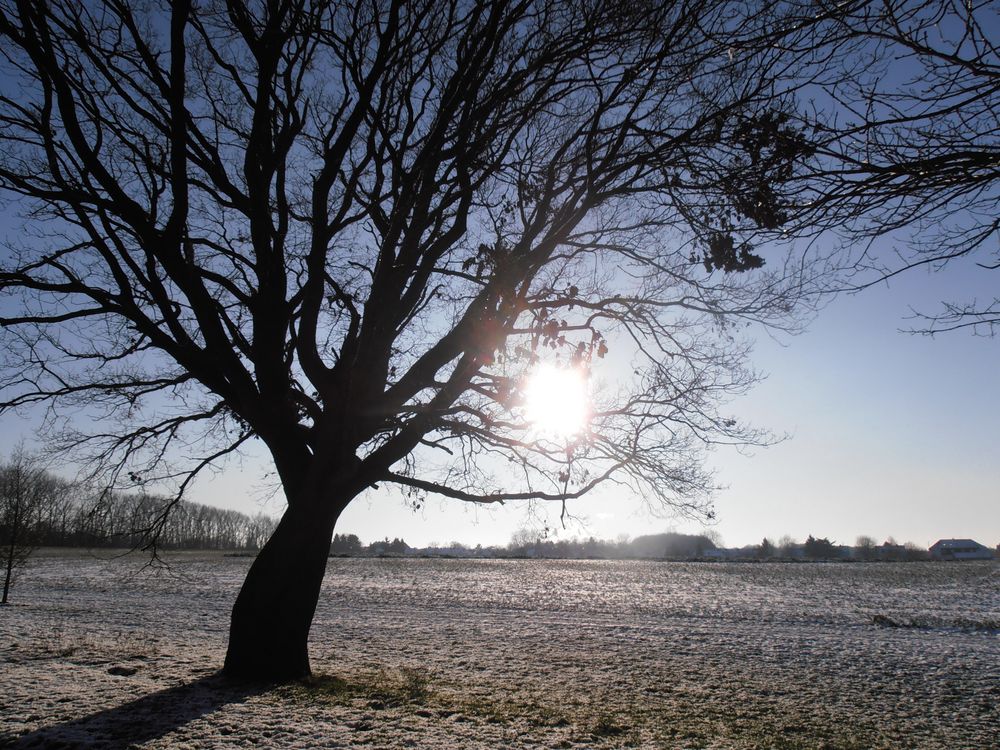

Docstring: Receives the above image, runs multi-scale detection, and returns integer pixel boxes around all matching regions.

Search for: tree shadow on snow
[6,673,270,748]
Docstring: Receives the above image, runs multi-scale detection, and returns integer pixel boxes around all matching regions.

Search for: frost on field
[1,554,998,748]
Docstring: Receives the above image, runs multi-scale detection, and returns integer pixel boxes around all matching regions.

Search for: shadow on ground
[4,673,268,748]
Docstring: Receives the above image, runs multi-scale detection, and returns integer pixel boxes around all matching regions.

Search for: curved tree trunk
[223,494,344,681]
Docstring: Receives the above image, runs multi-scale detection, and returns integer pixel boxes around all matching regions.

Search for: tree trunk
[3,547,13,604]
[223,494,343,681]
[3,522,18,605]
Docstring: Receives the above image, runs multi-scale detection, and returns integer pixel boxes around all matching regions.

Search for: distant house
[929,539,994,561]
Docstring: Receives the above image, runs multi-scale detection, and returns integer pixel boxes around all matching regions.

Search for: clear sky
[6,239,994,551]
[711,260,1000,550]
[329,251,1000,550]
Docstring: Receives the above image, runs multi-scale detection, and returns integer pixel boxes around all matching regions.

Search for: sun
[523,364,590,438]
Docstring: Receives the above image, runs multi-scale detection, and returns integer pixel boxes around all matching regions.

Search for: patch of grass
[445,689,573,729]
[644,705,884,750]
[590,714,628,738]
[282,670,888,749]
[28,627,159,663]
[289,666,433,709]
[872,612,1000,632]
[395,666,431,704]
[288,668,580,734]
[297,673,354,700]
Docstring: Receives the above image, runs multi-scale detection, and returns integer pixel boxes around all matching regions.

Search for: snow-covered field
[1,552,998,749]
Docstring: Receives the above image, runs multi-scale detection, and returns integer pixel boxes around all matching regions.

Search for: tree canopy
[0,0,847,519]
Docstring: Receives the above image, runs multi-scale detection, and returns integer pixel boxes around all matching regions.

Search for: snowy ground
[1,552,998,749]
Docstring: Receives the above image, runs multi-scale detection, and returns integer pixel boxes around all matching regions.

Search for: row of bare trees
[1,451,277,586]
[331,530,718,558]
[2,449,277,602]
[753,535,928,561]
[74,491,278,551]
[334,531,935,560]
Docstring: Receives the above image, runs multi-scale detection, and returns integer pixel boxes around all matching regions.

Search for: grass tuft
[590,714,628,738]
[291,666,433,709]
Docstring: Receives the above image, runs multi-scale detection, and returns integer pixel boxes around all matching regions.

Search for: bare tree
[0,449,57,603]
[777,534,798,558]
[0,0,861,678]
[757,536,774,558]
[854,534,877,561]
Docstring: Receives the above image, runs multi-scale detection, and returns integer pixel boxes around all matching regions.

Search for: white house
[928,539,994,561]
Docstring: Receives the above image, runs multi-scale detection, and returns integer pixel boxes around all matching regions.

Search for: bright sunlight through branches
[522,364,591,438]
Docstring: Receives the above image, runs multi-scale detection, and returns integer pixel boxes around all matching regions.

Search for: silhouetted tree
[803,534,837,559]
[757,537,775,559]
[816,1,1000,332]
[854,535,877,561]
[0,450,63,603]
[879,538,907,561]
[368,536,408,555]
[615,532,714,558]
[0,0,881,679]
[902,542,928,562]
[777,535,798,558]
[331,533,363,556]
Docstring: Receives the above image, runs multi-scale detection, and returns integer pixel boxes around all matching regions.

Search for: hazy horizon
[3,244,997,552]
[195,247,1000,551]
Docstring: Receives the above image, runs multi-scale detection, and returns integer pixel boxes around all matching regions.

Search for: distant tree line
[0,455,277,552]
[504,532,718,560]
[328,531,719,560]
[75,493,279,551]
[330,534,408,557]
[328,530,958,562]
[749,535,930,561]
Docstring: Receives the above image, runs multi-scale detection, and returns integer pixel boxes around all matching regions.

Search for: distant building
[929,539,994,561]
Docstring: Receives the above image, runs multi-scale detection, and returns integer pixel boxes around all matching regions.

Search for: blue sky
[12,239,980,551]
[323,255,1000,549]
[710,259,999,549]
[1,236,996,549]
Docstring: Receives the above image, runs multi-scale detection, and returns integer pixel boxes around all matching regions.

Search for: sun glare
[523,364,590,438]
